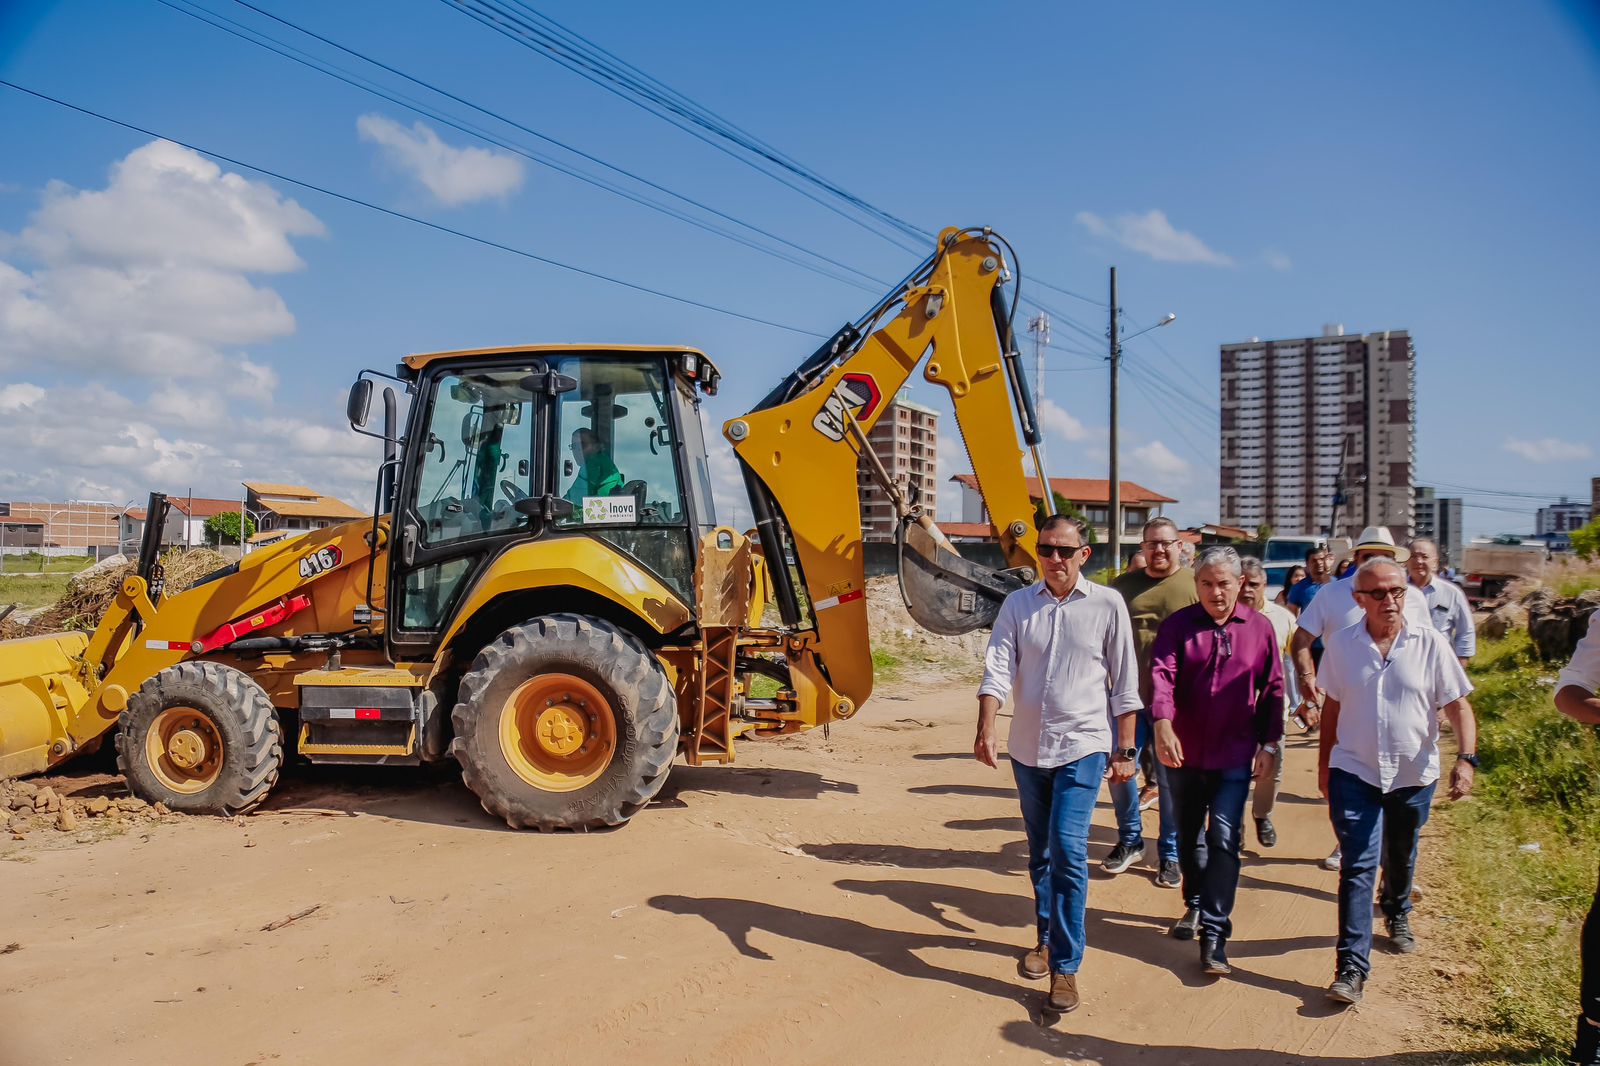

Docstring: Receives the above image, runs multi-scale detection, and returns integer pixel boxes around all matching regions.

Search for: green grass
[1436,629,1599,1063]
[0,553,95,576]
[0,573,78,609]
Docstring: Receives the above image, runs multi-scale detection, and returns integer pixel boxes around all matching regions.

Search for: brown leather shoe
[1047,973,1080,1013]
[1020,943,1048,980]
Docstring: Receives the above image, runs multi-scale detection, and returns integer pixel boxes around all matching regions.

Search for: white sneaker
[1320,847,1342,871]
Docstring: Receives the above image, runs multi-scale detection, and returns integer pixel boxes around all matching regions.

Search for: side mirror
[347,379,374,428]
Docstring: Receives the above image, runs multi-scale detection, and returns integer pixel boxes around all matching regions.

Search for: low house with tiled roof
[244,482,366,536]
[948,474,1177,544]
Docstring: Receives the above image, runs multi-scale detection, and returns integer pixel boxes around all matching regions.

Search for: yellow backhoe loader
[0,227,1053,829]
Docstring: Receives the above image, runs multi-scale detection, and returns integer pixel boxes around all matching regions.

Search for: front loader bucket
[0,632,93,779]
[896,519,1030,636]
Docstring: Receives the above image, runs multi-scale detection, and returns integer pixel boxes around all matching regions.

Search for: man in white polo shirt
[1316,557,1477,1006]
[1555,625,1600,1065]
[1407,538,1476,667]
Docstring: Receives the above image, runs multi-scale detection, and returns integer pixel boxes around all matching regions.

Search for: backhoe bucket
[0,632,93,779]
[896,519,1029,636]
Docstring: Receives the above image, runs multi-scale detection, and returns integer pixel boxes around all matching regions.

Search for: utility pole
[1108,266,1121,572]
[1027,312,1050,474]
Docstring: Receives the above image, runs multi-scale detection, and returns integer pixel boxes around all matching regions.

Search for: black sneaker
[1255,817,1277,848]
[1102,842,1144,874]
[1200,935,1231,976]
[1170,906,1200,940]
[1154,859,1181,889]
[1328,966,1365,1005]
[1386,913,1417,954]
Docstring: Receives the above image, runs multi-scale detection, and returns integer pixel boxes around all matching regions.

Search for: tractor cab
[347,346,721,659]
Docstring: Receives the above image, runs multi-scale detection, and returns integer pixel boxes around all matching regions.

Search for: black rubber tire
[450,614,678,831]
[116,661,284,815]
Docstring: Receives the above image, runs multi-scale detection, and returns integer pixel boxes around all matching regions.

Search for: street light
[1107,265,1176,573]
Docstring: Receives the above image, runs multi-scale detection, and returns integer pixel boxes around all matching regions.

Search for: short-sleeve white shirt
[1320,618,1474,792]
[1296,572,1433,641]
[1558,626,1600,694]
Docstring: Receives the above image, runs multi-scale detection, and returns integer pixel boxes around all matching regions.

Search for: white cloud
[1504,437,1595,463]
[0,382,45,412]
[1130,439,1192,478]
[0,140,323,377]
[1038,397,1091,442]
[358,115,525,207]
[1263,249,1293,272]
[1076,209,1233,266]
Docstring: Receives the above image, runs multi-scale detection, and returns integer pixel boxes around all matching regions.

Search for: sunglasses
[1037,543,1087,559]
[1355,587,1407,602]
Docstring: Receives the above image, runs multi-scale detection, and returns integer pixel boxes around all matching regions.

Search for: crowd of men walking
[975,515,1488,1017]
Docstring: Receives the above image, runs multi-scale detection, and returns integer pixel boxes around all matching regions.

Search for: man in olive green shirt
[1105,517,1198,888]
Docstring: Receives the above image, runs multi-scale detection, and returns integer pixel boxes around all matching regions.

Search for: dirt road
[1,676,1453,1065]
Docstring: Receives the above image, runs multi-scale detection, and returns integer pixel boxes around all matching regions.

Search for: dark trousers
[1575,864,1600,1065]
[1327,767,1435,977]
[1012,752,1107,976]
[1167,765,1252,941]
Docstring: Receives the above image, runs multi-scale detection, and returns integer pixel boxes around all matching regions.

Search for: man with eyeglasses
[1149,548,1283,974]
[1105,517,1198,888]
[1317,557,1476,1006]
[1291,527,1437,870]
[975,514,1140,1014]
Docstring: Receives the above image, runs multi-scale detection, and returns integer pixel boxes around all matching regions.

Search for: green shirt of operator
[563,428,624,504]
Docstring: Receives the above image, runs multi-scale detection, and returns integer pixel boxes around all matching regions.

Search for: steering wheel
[500,479,530,504]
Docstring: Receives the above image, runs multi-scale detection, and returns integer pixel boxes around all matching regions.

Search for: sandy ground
[0,675,1457,1066]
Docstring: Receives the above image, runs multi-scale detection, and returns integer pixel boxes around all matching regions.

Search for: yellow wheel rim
[498,673,616,793]
[145,706,224,794]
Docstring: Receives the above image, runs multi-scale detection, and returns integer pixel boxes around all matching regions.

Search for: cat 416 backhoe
[0,227,1053,830]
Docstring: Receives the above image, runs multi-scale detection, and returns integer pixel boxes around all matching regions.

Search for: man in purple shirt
[1151,547,1284,977]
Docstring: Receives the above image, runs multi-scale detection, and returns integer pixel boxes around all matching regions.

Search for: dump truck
[1461,537,1548,605]
[0,227,1049,830]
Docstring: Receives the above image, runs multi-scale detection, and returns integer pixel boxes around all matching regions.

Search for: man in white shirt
[976,514,1141,1015]
[1291,526,1437,871]
[1316,557,1477,1006]
[1555,625,1600,1066]
[1407,538,1477,665]
[1240,557,1296,848]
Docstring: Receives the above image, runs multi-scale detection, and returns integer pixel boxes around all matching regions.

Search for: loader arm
[725,227,1046,725]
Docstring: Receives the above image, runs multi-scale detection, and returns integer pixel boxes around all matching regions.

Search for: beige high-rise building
[1219,326,1415,540]
[857,392,937,542]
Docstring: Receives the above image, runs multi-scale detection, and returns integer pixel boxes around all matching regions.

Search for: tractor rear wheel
[116,661,283,815]
[450,614,678,830]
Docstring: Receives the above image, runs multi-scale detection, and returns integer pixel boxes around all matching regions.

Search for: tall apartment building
[857,392,938,542]
[1219,326,1416,540]
[1414,486,1464,567]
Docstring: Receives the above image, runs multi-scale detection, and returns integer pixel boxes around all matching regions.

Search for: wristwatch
[1114,747,1138,760]
[1261,743,1280,756]
[1456,753,1479,768]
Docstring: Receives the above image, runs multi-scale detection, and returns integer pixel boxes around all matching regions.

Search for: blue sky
[1,0,1596,540]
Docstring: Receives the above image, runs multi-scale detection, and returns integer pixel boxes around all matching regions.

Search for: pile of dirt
[864,575,990,660]
[2,777,169,839]
[0,548,228,638]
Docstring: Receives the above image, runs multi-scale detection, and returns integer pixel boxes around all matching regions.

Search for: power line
[0,78,828,338]
[176,0,890,294]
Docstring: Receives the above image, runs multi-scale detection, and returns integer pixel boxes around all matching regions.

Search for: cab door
[387,359,561,658]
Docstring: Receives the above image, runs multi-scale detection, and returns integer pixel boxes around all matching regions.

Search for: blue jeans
[1327,767,1436,977]
[1012,752,1108,976]
[1109,710,1179,862]
[1166,765,1252,940]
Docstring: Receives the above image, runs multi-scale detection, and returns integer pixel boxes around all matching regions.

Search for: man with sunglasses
[1317,557,1476,1006]
[1291,526,1437,870]
[976,514,1140,1014]
[1106,517,1198,888]
[1149,547,1284,974]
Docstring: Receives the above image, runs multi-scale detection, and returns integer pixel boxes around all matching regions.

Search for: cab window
[412,368,537,546]
[553,357,685,528]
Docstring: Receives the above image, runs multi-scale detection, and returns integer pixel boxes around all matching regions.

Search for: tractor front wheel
[450,614,678,830]
[116,661,283,815]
